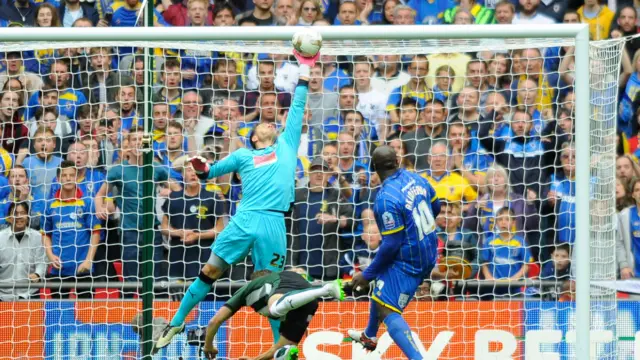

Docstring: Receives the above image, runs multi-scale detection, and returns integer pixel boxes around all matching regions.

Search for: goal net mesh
[0,34,622,359]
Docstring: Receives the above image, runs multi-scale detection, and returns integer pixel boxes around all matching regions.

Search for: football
[292,29,322,58]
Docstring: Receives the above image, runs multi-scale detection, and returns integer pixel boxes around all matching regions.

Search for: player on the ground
[348,146,441,360]
[155,49,321,350]
[202,270,345,360]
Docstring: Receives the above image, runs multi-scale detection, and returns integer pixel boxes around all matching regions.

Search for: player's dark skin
[350,145,401,324]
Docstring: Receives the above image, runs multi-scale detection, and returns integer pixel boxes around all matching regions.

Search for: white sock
[269,286,328,318]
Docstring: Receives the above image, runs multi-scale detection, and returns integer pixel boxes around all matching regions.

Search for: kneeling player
[203,270,345,360]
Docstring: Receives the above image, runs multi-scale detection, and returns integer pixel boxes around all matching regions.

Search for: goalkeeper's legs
[156,213,256,351]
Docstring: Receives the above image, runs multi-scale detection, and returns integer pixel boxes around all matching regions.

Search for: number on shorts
[412,200,435,240]
[270,253,285,269]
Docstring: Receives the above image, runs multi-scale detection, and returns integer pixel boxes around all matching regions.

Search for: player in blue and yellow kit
[349,146,441,360]
[156,49,321,351]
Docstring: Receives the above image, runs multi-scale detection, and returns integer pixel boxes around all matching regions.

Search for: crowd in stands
[0,0,638,302]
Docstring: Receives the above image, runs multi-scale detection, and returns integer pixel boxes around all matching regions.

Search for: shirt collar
[54,187,84,201]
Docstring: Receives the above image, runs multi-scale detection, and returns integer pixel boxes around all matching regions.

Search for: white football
[292,29,322,58]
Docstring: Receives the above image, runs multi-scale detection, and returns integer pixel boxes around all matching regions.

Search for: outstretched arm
[281,51,320,150]
[191,152,241,181]
[203,306,236,359]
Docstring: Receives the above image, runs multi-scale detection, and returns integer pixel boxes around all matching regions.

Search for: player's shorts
[273,271,312,295]
[212,210,287,272]
[371,265,423,314]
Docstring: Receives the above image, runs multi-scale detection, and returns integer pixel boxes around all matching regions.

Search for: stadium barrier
[0,300,630,359]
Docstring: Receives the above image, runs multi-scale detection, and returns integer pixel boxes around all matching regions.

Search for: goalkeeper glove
[189,156,210,181]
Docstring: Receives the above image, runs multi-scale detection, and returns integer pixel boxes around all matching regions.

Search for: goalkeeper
[156,49,320,350]
[202,270,345,360]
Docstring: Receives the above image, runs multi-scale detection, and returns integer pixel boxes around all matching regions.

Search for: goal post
[0,24,619,359]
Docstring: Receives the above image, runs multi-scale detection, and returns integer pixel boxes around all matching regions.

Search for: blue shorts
[212,210,287,272]
[371,266,423,313]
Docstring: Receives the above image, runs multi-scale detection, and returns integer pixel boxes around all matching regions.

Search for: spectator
[154,58,182,116]
[447,121,490,187]
[28,58,88,122]
[541,243,572,281]
[392,4,416,24]
[42,160,102,299]
[29,106,74,154]
[451,8,473,24]
[617,155,640,183]
[486,53,512,91]
[613,6,640,56]
[448,86,485,137]
[0,166,40,228]
[320,54,351,93]
[323,86,358,141]
[150,102,174,157]
[161,162,225,281]
[342,110,374,165]
[0,89,29,154]
[242,60,292,116]
[83,47,136,106]
[494,0,514,24]
[48,141,107,202]
[95,112,122,167]
[433,65,454,105]
[21,125,63,203]
[464,59,492,108]
[0,202,46,301]
[59,0,99,27]
[618,176,640,279]
[308,63,339,142]
[427,52,471,94]
[480,108,555,197]
[185,0,211,26]
[116,83,140,131]
[465,165,540,255]
[387,54,432,126]
[201,58,242,111]
[275,0,296,24]
[163,0,214,26]
[407,0,448,24]
[422,141,478,205]
[247,53,299,94]
[386,135,414,170]
[296,0,324,25]
[36,3,61,27]
[371,54,410,96]
[433,201,478,281]
[95,127,179,287]
[403,99,448,171]
[0,0,36,26]
[337,132,368,191]
[480,207,532,296]
[156,121,189,181]
[213,2,236,26]
[351,57,387,135]
[182,91,215,152]
[617,177,634,212]
[512,0,555,24]
[441,0,495,24]
[291,157,352,280]
[578,0,614,40]
[512,48,558,113]
[374,0,397,24]
[336,0,359,25]
[238,0,278,25]
[0,52,43,98]
[542,144,576,247]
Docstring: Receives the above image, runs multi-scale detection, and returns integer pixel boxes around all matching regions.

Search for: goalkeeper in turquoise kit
[156,49,321,351]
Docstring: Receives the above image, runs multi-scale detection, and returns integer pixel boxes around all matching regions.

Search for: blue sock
[269,318,281,342]
[170,277,211,327]
[364,301,379,339]
[383,313,422,360]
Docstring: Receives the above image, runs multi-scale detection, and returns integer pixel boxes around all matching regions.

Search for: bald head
[372,145,399,175]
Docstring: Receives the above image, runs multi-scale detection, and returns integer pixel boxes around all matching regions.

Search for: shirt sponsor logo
[382,211,395,230]
[253,152,277,168]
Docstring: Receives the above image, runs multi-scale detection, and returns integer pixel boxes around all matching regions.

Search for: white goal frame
[0,24,593,358]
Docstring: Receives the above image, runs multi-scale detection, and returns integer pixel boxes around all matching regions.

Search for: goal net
[0,29,622,359]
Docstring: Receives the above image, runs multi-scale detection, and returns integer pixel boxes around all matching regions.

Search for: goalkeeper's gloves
[293,51,321,79]
[189,156,210,181]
